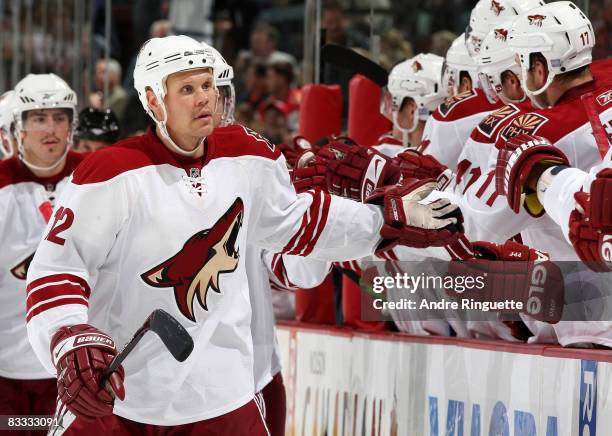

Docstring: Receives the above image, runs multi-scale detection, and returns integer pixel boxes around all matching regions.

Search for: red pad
[348,75,392,145]
[298,84,343,143]
[342,275,387,332]
[294,275,336,324]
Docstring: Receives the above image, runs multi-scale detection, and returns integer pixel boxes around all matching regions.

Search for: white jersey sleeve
[262,251,331,291]
[248,154,384,261]
[26,174,132,374]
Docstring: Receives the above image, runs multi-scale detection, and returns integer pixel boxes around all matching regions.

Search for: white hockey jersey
[419,88,503,172]
[25,126,384,425]
[0,152,84,379]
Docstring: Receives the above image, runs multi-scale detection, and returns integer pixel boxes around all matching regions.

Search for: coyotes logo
[477,104,519,137]
[500,113,548,141]
[412,61,423,73]
[438,89,477,118]
[491,0,505,16]
[142,198,244,322]
[494,28,508,41]
[528,15,546,27]
[10,253,35,280]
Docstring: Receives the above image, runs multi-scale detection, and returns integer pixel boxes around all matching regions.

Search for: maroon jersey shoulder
[71,135,157,185]
[432,88,501,122]
[0,158,25,189]
[208,124,281,161]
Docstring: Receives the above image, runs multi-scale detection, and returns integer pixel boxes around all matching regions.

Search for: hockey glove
[589,168,612,231]
[495,134,569,216]
[51,324,125,421]
[291,144,339,193]
[325,141,401,202]
[366,177,463,252]
[394,149,453,191]
[446,240,564,323]
[569,191,612,272]
[277,136,313,168]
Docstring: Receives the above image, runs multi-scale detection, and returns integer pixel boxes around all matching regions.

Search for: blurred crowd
[1,0,608,149]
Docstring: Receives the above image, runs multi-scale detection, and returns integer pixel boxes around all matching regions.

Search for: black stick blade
[148,309,194,362]
[321,44,389,87]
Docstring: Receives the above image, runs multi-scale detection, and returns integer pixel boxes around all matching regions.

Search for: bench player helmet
[508,1,594,98]
[477,21,523,103]
[466,0,545,58]
[443,34,479,96]
[380,53,446,137]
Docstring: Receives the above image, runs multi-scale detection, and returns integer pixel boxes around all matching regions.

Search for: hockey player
[0,75,85,420]
[377,53,447,156]
[25,35,463,434]
[0,91,15,159]
[74,107,120,153]
[421,0,544,173]
[442,34,479,98]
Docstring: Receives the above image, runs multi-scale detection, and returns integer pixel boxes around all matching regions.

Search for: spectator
[89,58,129,121]
[234,22,297,96]
[321,0,368,125]
[379,29,414,71]
[429,30,457,57]
[261,103,290,145]
[240,60,270,111]
[258,61,301,132]
[321,0,368,48]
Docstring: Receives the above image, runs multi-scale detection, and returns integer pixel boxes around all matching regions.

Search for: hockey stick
[49,309,193,436]
[581,92,610,159]
[321,43,389,87]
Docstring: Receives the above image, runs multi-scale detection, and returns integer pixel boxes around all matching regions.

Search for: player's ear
[145,88,163,122]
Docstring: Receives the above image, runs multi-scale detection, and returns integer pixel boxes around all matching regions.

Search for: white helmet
[443,34,479,96]
[466,0,545,58]
[0,91,16,158]
[205,43,235,127]
[477,21,523,103]
[133,35,217,156]
[508,1,594,98]
[381,53,447,140]
[12,73,77,171]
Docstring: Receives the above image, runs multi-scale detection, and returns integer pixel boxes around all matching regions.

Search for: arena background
[2,1,612,435]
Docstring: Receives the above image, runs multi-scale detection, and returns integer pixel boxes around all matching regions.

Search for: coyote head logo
[494,28,508,41]
[412,61,423,73]
[491,0,505,16]
[11,253,35,280]
[528,15,546,26]
[141,198,244,322]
